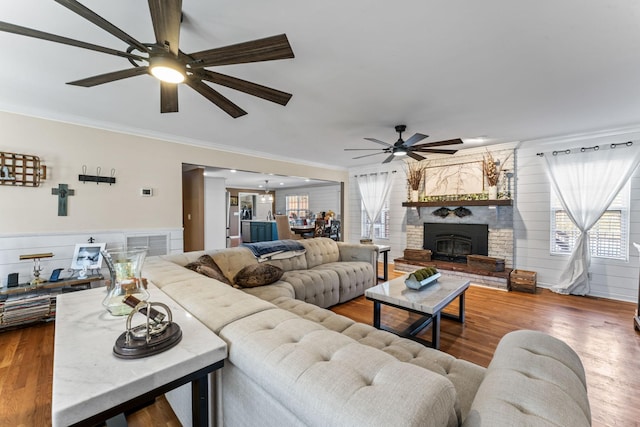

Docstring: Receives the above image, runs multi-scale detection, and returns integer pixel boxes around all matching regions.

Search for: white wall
[0,111,349,284]
[0,111,348,235]
[515,128,640,302]
[0,228,182,286]
[204,177,227,250]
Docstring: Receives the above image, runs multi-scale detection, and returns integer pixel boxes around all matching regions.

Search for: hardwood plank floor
[1,265,638,426]
[332,268,640,427]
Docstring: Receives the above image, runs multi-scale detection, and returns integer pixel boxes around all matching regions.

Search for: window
[362,199,390,239]
[285,194,309,221]
[550,184,629,260]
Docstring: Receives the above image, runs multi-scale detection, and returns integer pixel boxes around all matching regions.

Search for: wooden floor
[1,266,638,426]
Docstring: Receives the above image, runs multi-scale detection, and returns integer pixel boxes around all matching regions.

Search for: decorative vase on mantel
[411,190,420,202]
[488,185,498,200]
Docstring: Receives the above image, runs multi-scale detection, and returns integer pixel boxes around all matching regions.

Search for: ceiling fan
[345,125,463,163]
[0,0,294,118]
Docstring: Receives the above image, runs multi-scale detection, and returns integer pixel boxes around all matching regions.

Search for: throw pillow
[233,264,284,288]
[184,261,201,272]
[197,265,234,286]
[184,254,232,286]
[196,254,219,270]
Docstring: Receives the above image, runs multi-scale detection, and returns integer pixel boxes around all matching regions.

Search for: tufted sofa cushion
[270,295,484,423]
[463,330,590,427]
[271,296,356,332]
[312,261,375,303]
[220,308,459,427]
[242,280,296,301]
[143,256,276,334]
[265,253,308,271]
[299,237,341,268]
[280,269,341,308]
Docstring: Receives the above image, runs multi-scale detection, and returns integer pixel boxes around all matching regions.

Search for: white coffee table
[365,274,469,349]
[52,283,227,427]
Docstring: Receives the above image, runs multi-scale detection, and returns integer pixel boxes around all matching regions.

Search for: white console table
[52,284,227,427]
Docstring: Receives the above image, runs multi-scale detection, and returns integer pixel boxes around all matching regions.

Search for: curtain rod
[354,170,396,177]
[536,141,633,157]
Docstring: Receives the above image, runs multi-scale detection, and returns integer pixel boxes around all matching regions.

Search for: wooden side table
[52,283,227,427]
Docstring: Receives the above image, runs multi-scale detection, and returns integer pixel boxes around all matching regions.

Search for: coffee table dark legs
[369,292,466,350]
[377,250,389,281]
[432,312,441,349]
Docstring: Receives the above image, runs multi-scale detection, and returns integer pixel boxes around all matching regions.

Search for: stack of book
[0,293,52,327]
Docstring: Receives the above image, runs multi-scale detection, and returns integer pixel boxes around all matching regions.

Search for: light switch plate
[140,188,153,197]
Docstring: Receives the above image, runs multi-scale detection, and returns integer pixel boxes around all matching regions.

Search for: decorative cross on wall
[51,183,75,216]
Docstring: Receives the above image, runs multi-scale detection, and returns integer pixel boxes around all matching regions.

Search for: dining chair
[275,215,301,240]
[313,219,326,238]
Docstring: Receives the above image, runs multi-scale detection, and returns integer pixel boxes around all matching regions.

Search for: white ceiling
[185,164,335,189]
[3,1,640,170]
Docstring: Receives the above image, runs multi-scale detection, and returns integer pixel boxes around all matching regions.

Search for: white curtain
[356,172,394,239]
[543,144,640,295]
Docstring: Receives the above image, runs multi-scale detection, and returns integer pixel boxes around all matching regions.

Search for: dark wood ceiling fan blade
[54,0,149,53]
[407,152,427,162]
[364,138,392,148]
[0,21,145,61]
[67,66,149,87]
[148,0,182,55]
[412,138,464,148]
[199,70,292,105]
[382,154,396,164]
[160,82,179,113]
[411,148,459,155]
[189,34,294,68]
[352,152,385,160]
[403,133,429,147]
[186,79,247,118]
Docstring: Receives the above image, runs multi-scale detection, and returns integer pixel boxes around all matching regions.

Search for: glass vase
[101,248,149,316]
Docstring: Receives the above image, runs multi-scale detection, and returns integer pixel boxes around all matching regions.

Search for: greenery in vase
[404,161,428,191]
[411,267,438,281]
[483,149,513,188]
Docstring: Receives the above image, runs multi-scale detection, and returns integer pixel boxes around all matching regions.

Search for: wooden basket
[404,249,432,262]
[510,269,537,293]
[467,254,505,272]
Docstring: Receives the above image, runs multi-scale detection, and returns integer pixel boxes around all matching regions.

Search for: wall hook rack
[79,165,116,185]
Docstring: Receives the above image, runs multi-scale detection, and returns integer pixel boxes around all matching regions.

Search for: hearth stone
[394,258,509,291]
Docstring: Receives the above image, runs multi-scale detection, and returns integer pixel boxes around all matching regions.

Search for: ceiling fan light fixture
[149,55,185,84]
[393,148,408,156]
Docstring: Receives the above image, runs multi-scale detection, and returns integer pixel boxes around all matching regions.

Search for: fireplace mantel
[403,200,512,218]
[402,200,512,208]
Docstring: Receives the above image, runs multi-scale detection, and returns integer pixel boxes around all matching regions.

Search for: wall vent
[126,234,169,256]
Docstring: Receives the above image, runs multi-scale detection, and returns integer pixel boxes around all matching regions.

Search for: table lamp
[19,252,54,285]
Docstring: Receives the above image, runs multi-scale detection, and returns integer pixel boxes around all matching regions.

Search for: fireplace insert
[423,223,488,263]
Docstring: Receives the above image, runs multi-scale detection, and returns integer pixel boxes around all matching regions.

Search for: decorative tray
[405,272,441,290]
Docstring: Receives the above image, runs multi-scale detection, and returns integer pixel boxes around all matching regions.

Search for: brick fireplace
[400,204,514,289]
[424,222,489,263]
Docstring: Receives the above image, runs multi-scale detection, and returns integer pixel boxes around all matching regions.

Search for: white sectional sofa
[142,237,591,427]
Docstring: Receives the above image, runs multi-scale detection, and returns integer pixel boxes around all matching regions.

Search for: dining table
[290,225,315,235]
